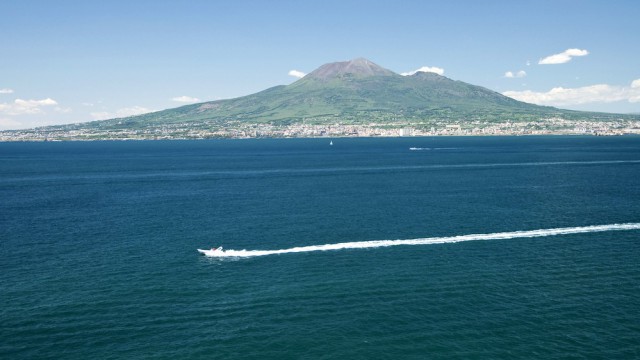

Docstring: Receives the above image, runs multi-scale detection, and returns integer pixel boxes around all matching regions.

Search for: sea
[1,136,639,359]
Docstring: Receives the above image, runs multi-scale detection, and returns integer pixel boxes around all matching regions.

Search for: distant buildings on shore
[1,117,639,141]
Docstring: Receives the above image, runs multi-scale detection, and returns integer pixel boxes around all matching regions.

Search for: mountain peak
[306,58,396,80]
[411,70,449,81]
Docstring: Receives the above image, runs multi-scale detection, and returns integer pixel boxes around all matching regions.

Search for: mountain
[6,58,639,140]
[81,58,559,128]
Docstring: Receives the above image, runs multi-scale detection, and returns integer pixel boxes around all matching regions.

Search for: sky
[1,0,639,130]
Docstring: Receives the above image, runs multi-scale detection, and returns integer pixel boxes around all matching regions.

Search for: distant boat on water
[330,140,333,146]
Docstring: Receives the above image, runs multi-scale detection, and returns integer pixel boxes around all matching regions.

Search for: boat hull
[197,248,224,257]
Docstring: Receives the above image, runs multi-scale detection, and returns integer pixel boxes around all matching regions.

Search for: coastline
[2,119,640,141]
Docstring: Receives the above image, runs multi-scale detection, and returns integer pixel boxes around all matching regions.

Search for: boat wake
[409,147,460,151]
[198,223,640,258]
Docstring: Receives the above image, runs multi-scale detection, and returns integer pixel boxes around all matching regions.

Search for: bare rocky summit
[305,58,396,80]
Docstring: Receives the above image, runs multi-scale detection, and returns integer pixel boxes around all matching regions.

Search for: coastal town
[1,116,639,141]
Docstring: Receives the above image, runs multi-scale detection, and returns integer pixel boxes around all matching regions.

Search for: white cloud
[288,70,306,79]
[505,70,527,78]
[0,98,58,115]
[401,66,445,76]
[526,60,531,66]
[172,95,200,103]
[0,88,14,94]
[630,79,640,103]
[539,48,589,65]
[0,98,64,129]
[503,79,640,106]
[90,106,153,120]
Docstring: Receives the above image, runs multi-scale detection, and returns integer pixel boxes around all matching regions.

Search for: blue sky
[1,0,639,129]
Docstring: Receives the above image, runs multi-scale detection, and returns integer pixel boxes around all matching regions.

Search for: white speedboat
[197,247,224,257]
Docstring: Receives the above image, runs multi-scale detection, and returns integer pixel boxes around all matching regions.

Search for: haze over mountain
[4,58,638,139]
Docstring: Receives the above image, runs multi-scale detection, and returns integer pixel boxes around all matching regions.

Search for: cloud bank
[539,48,589,65]
[0,88,14,94]
[503,79,640,106]
[172,95,200,103]
[401,66,445,76]
[0,98,58,115]
[288,70,306,79]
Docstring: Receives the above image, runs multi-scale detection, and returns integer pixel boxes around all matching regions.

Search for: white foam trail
[199,223,640,258]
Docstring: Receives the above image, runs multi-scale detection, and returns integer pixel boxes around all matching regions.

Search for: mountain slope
[86,58,560,129]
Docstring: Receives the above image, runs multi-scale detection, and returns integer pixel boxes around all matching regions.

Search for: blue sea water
[1,136,640,359]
